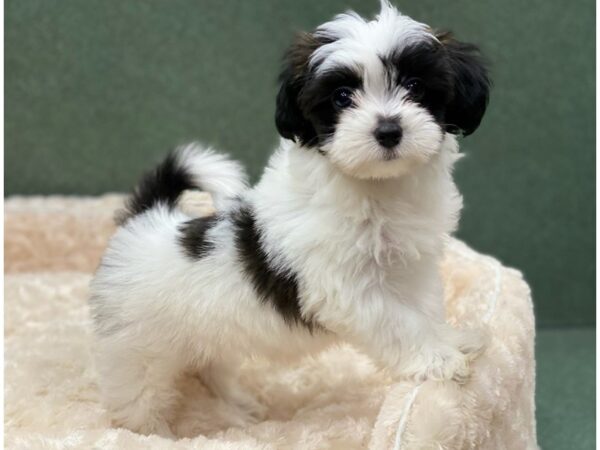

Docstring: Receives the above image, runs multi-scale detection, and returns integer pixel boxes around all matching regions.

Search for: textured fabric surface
[4,195,538,449]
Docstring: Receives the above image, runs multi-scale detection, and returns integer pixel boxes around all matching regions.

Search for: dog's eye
[332,87,353,109]
[403,78,425,99]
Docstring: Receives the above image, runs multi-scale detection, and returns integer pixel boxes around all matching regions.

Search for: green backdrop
[5,2,596,447]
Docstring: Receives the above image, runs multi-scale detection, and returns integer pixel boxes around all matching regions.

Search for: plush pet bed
[4,195,538,449]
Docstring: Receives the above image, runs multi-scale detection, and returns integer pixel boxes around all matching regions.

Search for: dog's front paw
[399,344,470,383]
[230,390,268,424]
[446,326,489,361]
[399,328,487,383]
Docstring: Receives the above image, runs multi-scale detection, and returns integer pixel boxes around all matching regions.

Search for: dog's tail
[118,143,248,224]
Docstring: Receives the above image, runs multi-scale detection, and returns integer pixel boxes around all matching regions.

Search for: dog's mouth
[381,147,400,161]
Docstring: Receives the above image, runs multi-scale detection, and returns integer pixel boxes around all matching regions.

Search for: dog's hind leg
[202,358,267,424]
[95,343,182,437]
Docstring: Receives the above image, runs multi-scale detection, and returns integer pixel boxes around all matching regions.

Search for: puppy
[90,1,490,436]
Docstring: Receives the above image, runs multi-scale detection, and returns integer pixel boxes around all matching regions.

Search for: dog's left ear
[438,32,491,136]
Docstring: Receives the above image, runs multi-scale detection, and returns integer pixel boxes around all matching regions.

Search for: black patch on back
[119,151,196,224]
[178,215,219,259]
[232,205,314,329]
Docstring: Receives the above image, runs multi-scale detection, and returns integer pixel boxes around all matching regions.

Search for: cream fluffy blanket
[4,195,538,449]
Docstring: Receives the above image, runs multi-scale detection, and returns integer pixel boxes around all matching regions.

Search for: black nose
[374,120,402,148]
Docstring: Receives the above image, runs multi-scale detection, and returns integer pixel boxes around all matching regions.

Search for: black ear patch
[275,32,330,146]
[275,67,317,145]
[438,31,491,136]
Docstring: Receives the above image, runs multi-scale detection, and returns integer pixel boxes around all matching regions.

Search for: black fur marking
[275,31,353,147]
[276,65,319,145]
[119,151,196,224]
[383,42,454,125]
[178,215,219,259]
[298,67,363,146]
[382,34,490,136]
[232,205,314,329]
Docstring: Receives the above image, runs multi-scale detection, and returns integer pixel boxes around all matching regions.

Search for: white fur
[175,143,248,209]
[90,3,485,436]
[311,2,434,74]
[325,88,444,179]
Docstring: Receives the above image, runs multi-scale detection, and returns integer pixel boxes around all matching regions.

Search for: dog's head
[275,1,490,179]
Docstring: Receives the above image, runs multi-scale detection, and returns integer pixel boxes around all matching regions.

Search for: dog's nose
[374,120,402,148]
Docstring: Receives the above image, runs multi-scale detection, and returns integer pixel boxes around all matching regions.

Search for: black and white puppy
[90,1,490,436]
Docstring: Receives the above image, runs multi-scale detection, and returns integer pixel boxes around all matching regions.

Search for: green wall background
[6,0,595,327]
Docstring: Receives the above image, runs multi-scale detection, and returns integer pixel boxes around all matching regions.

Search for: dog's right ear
[275,68,310,143]
[275,32,323,146]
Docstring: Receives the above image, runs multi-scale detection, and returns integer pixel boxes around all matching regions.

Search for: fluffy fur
[89,2,491,436]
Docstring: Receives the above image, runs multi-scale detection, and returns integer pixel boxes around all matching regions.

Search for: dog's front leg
[319,294,485,383]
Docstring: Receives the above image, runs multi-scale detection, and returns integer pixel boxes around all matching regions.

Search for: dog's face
[275,2,490,179]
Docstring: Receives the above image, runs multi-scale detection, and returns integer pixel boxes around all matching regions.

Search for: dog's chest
[305,206,430,277]
[294,212,428,309]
